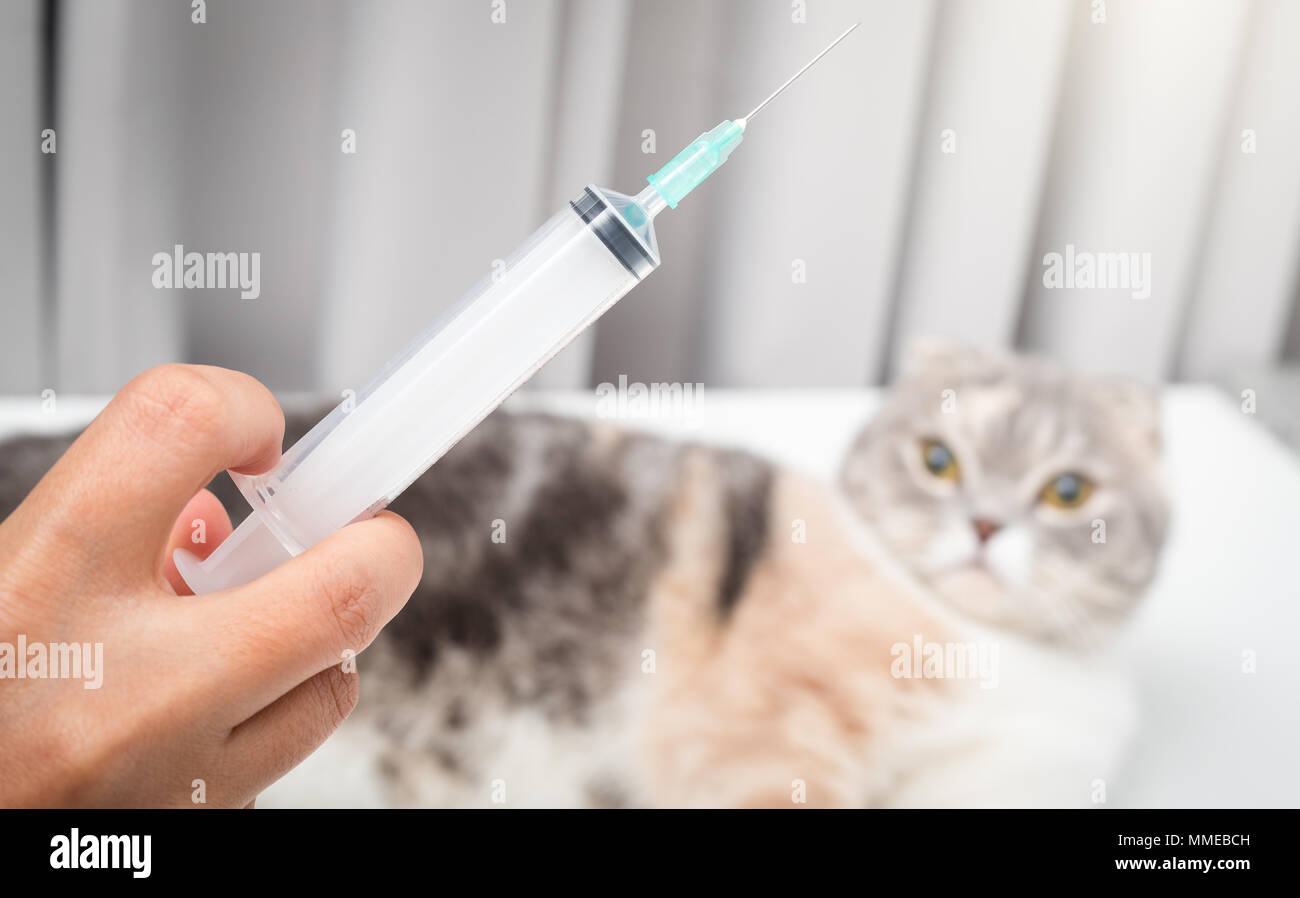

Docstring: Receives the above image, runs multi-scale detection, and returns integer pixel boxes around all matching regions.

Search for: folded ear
[901,336,990,378]
[1093,377,1162,454]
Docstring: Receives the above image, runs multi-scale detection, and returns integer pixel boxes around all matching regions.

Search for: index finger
[28,364,284,579]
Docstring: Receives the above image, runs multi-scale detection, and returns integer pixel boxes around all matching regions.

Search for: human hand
[0,364,423,807]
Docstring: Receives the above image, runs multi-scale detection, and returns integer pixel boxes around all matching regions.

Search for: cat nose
[972,518,1002,544]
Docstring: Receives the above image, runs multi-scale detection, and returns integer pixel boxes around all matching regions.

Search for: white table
[3,386,1297,807]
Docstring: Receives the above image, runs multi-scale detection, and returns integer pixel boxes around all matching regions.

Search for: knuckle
[121,364,227,440]
[320,555,384,650]
[32,729,91,805]
[315,666,359,727]
[26,711,117,806]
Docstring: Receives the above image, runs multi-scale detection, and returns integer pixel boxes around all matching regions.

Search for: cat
[0,341,1169,807]
[840,340,1169,646]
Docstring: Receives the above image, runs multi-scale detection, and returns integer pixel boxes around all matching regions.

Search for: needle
[737,22,861,128]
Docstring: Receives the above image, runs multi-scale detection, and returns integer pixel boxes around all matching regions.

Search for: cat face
[839,341,1169,644]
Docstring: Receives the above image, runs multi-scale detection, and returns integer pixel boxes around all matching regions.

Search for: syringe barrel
[181,185,659,590]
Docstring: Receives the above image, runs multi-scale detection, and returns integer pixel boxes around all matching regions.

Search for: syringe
[177,23,860,593]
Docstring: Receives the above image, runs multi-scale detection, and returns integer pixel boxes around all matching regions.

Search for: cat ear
[1094,378,1162,453]
[901,337,990,377]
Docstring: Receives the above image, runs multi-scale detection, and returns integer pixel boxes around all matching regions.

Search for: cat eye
[919,438,959,481]
[1040,472,1093,509]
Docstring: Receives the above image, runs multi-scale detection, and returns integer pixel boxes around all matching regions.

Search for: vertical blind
[2,0,1297,395]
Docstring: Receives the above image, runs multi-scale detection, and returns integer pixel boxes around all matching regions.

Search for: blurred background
[1,0,1298,808]
[1,0,1298,446]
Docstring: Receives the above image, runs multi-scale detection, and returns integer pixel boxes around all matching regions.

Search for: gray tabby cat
[0,342,1169,807]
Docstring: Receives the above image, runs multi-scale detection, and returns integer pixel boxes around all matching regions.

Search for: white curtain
[0,0,43,393]
[1,0,1297,395]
